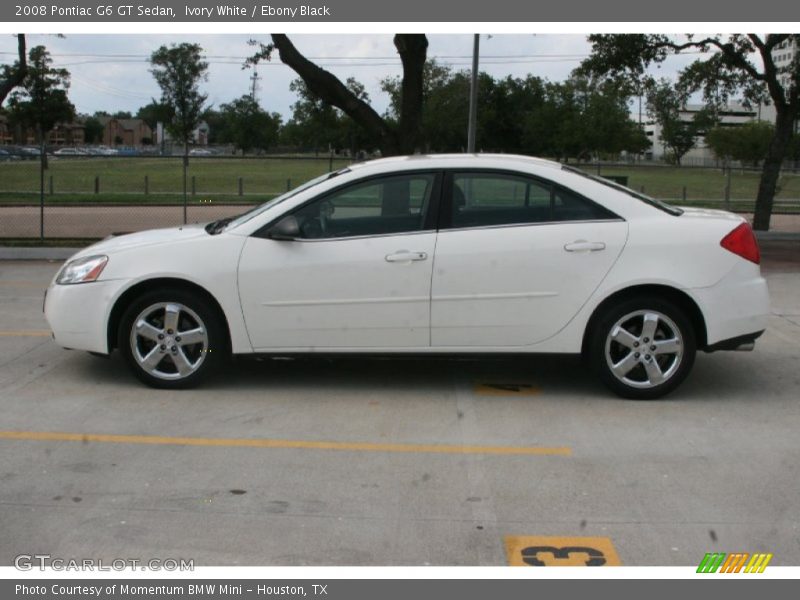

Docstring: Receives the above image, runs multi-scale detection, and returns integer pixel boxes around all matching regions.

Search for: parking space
[0,248,799,566]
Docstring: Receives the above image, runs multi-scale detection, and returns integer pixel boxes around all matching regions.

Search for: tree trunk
[0,34,27,105]
[752,108,795,231]
[271,34,397,154]
[393,34,428,154]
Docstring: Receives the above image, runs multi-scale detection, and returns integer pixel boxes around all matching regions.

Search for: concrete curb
[755,231,800,241]
[0,247,81,261]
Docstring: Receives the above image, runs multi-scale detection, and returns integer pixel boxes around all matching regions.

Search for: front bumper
[44,279,126,354]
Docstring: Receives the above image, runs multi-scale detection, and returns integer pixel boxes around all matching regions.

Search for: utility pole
[467,34,479,153]
[249,66,261,102]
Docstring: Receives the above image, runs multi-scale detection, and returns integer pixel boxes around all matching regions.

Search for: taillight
[720,222,760,264]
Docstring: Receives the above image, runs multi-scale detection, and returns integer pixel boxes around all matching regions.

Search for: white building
[642,103,758,163]
[773,36,798,96]
[752,37,798,128]
[641,38,798,163]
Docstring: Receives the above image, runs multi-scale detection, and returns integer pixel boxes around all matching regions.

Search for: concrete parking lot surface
[0,245,799,566]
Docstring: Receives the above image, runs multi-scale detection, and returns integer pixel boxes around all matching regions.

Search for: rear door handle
[385,251,428,263]
[564,240,606,253]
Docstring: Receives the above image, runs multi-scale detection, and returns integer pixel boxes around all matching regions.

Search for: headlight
[56,255,108,285]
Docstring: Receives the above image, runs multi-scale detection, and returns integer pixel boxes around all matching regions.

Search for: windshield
[562,165,683,216]
[223,168,351,231]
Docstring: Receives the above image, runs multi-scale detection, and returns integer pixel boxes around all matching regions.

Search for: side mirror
[267,215,300,241]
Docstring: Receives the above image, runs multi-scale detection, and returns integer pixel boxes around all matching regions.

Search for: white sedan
[44,155,770,399]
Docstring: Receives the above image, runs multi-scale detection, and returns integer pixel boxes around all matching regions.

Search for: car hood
[72,223,209,259]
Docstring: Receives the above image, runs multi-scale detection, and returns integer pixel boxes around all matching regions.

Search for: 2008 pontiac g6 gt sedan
[44,154,770,399]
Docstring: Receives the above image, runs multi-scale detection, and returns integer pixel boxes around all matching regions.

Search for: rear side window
[449,172,616,229]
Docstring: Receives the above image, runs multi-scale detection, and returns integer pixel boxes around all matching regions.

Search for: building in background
[0,116,85,146]
[97,117,153,147]
[155,120,210,152]
[0,114,12,144]
[642,103,758,163]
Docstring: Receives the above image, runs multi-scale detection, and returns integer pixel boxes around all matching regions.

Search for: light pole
[467,34,479,153]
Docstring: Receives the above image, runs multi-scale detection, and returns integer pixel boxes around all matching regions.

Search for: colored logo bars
[697,552,773,573]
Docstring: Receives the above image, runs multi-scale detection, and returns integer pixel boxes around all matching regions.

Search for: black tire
[589,296,696,400]
[118,288,228,389]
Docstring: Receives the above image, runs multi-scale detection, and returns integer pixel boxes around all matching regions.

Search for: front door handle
[385,251,428,263]
[564,240,606,253]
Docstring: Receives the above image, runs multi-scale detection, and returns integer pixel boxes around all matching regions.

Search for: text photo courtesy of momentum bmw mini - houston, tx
[0,14,799,593]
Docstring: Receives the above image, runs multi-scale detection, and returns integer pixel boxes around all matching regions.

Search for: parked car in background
[0,148,18,161]
[53,147,87,157]
[189,148,214,157]
[44,154,770,398]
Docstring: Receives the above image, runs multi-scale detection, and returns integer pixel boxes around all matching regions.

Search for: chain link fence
[0,153,353,240]
[1,153,799,240]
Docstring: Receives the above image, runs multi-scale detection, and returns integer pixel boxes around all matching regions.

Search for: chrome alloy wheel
[604,310,684,390]
[129,302,208,380]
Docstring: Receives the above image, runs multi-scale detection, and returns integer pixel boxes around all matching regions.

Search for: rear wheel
[118,289,226,388]
[590,297,696,399]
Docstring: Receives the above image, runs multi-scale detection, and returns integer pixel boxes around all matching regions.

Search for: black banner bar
[3,0,800,22]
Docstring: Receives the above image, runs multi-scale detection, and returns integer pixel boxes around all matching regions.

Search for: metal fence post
[286,178,291,191]
[48,175,53,196]
[144,175,149,195]
[182,153,188,224]
[724,167,732,210]
[329,152,334,172]
[191,175,196,197]
[238,177,243,196]
[94,176,100,194]
[39,147,45,240]
[682,186,687,202]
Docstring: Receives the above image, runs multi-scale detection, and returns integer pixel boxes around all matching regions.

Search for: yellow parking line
[0,430,571,456]
[0,330,51,337]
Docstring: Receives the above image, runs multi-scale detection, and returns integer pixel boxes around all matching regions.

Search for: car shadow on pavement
[67,345,775,404]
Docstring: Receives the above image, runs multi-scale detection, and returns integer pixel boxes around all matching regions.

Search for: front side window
[292,173,437,239]
[450,172,615,229]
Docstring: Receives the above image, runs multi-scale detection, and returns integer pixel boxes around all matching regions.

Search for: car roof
[347,153,562,174]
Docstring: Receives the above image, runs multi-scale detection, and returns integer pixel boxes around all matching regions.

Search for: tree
[83,116,104,144]
[707,121,775,166]
[248,34,428,155]
[217,95,281,154]
[149,43,209,156]
[6,45,74,147]
[644,79,715,165]
[112,110,132,119]
[136,100,171,132]
[579,34,800,230]
[281,77,373,154]
[0,34,27,105]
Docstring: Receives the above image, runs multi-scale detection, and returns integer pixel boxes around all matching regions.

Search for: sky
[0,33,710,120]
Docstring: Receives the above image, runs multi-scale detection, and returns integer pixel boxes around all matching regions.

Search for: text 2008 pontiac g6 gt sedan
[44,154,769,399]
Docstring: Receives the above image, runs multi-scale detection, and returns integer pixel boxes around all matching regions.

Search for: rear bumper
[689,261,770,346]
[704,330,764,352]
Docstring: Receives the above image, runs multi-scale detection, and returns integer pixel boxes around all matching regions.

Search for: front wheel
[590,297,696,399]
[118,289,227,389]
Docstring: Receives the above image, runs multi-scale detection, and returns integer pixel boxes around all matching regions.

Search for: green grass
[0,156,350,200]
[1,157,799,211]
[588,165,800,202]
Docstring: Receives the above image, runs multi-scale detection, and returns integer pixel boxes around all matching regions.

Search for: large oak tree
[248,34,428,155]
[580,34,800,231]
[0,34,27,105]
